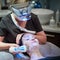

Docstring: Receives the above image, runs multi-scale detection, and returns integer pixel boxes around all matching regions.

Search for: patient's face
[22,33,39,47]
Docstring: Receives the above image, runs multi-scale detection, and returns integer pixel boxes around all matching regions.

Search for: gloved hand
[9,45,30,59]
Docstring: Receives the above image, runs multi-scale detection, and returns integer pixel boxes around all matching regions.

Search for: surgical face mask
[12,5,32,21]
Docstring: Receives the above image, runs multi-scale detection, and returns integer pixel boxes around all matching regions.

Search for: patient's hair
[18,34,30,56]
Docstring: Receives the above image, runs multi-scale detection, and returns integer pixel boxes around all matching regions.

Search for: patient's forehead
[22,33,35,41]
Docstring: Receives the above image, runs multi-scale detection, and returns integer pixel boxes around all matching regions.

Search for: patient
[16,33,60,60]
[22,33,45,60]
[16,33,44,60]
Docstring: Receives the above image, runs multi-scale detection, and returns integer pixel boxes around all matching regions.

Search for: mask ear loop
[27,5,32,14]
[12,7,22,16]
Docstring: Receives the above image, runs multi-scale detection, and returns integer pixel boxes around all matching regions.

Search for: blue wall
[39,0,60,21]
[32,0,60,20]
[49,0,60,10]
[32,0,60,10]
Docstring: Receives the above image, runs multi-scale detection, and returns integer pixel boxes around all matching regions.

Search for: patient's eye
[26,39,30,40]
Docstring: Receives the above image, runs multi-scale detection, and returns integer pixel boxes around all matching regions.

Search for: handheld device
[9,45,29,59]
